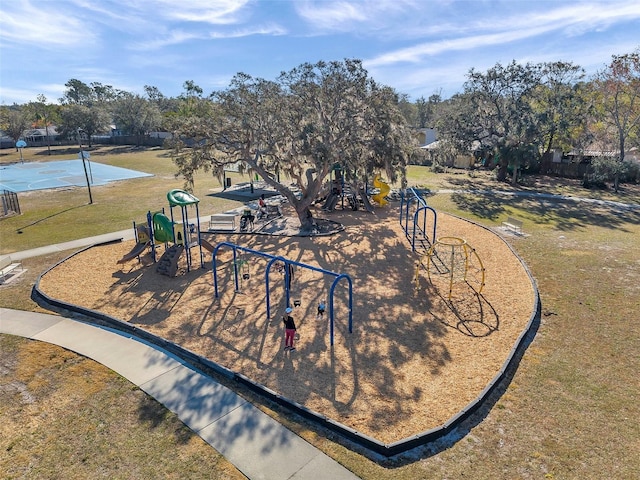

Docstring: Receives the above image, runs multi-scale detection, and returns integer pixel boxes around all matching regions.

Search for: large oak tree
[170,59,414,231]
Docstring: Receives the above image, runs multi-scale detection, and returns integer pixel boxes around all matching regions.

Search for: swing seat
[242,273,250,280]
[293,299,301,307]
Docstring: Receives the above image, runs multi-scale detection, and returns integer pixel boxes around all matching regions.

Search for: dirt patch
[38,203,535,444]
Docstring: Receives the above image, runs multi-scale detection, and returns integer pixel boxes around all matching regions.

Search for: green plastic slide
[152,212,174,243]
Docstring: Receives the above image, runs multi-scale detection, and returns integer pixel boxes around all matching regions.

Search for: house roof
[565,140,639,158]
[419,140,440,150]
[567,149,617,157]
[567,146,639,160]
[24,126,59,136]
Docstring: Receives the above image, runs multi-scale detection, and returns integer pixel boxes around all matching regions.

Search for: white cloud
[73,0,250,26]
[0,0,95,49]
[412,1,640,39]
[551,1,640,35]
[368,60,472,100]
[365,26,553,67]
[131,31,207,50]
[148,0,250,24]
[295,0,420,32]
[131,22,286,50]
[208,23,287,39]
[297,1,369,28]
[52,0,254,53]
[365,1,640,67]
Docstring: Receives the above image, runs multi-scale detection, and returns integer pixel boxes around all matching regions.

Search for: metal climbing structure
[399,188,437,252]
[414,236,485,300]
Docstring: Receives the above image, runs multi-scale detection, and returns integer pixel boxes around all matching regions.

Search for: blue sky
[1,0,639,105]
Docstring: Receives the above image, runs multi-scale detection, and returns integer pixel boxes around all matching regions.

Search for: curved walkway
[0,307,359,480]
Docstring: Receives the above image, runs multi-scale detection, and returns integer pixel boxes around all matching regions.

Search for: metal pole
[78,129,93,204]
[87,155,94,184]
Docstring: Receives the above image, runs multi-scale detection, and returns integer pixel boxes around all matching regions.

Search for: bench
[502,216,523,234]
[208,213,237,232]
[0,255,24,284]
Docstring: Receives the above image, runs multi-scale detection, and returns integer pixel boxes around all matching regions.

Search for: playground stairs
[156,244,184,277]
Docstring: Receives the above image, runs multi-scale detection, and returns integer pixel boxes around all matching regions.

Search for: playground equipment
[232,250,252,287]
[321,164,374,212]
[152,212,174,243]
[200,237,217,254]
[322,181,373,212]
[166,189,204,272]
[357,186,375,212]
[211,242,353,346]
[118,210,183,269]
[414,236,485,300]
[156,244,185,277]
[118,189,205,275]
[117,211,167,264]
[371,175,390,206]
[117,210,179,271]
[117,224,151,264]
[322,164,344,211]
[399,188,437,252]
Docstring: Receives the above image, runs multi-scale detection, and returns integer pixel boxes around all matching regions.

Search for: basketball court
[0,159,153,193]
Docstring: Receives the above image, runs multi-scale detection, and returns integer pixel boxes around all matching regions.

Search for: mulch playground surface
[39,204,535,444]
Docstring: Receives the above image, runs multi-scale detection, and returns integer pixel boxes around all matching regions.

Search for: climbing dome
[414,236,485,300]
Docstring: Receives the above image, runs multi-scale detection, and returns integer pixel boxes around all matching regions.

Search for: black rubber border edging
[32,223,540,459]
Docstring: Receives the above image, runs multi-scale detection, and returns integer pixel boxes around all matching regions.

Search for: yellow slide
[372,175,390,206]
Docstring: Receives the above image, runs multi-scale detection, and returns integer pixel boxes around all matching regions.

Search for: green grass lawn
[1,146,639,479]
[0,146,248,254]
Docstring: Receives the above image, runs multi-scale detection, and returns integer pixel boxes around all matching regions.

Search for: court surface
[0,160,153,193]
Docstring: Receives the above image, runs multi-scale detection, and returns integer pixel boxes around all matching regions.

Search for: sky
[1,0,639,106]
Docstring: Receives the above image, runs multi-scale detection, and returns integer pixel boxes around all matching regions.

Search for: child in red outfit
[283,307,297,351]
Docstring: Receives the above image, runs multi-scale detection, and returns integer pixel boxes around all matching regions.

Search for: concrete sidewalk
[8,200,267,262]
[0,308,360,480]
[8,229,136,261]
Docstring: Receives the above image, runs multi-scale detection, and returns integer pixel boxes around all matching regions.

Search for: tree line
[1,49,638,214]
[414,50,640,191]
